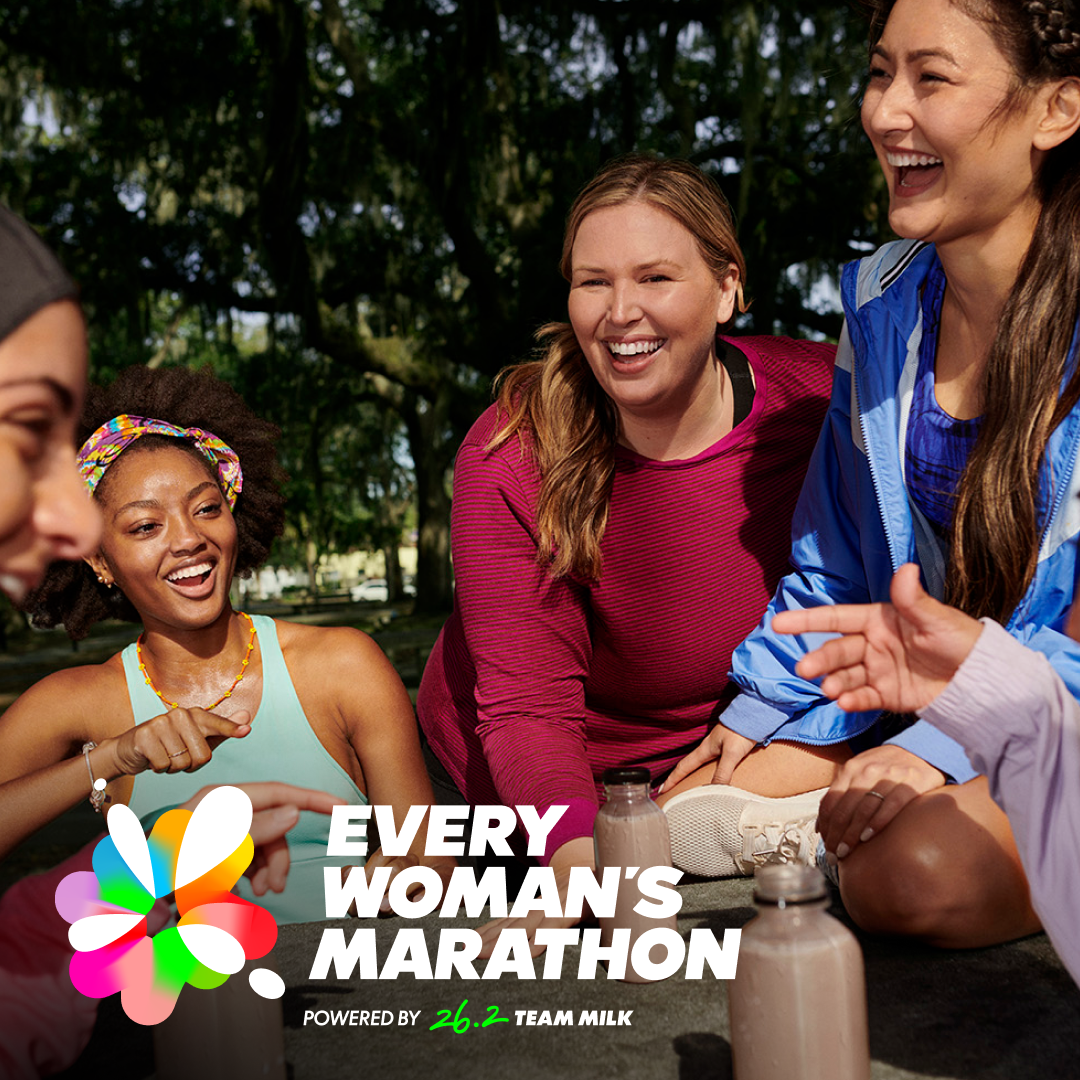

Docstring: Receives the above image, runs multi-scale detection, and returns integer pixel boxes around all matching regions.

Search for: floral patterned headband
[75,415,244,509]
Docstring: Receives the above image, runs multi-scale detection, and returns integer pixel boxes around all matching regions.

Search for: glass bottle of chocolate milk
[728,864,870,1080]
[593,766,678,984]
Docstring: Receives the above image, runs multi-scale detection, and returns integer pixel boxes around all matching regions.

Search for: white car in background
[350,579,389,602]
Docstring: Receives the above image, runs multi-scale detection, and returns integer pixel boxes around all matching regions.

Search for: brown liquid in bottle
[593,767,679,984]
[728,865,870,1080]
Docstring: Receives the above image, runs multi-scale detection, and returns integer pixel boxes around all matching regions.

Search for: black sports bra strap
[720,340,755,429]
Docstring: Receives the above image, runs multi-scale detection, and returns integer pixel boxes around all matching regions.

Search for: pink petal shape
[182,899,277,959]
[69,930,149,999]
[118,937,184,1026]
[54,871,132,924]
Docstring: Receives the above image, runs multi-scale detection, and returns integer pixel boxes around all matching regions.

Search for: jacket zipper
[853,361,901,573]
[776,359,889,748]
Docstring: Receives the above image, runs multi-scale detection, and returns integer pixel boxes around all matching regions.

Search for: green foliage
[0,0,890,609]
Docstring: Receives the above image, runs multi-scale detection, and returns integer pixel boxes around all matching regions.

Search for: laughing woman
[666,0,1080,948]
[417,154,838,947]
[0,365,450,923]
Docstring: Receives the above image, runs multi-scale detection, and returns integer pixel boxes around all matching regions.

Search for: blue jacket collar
[841,240,1080,629]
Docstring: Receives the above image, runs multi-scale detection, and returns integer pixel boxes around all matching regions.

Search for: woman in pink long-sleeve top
[418,154,845,949]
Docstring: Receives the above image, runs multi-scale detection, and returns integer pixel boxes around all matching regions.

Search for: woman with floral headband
[0,363,452,924]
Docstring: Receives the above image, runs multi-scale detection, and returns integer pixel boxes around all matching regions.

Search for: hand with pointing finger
[770,563,983,860]
[109,708,252,777]
[771,562,984,714]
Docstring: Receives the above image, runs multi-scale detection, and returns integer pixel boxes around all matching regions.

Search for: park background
[0,0,891,882]
[2,5,1080,1080]
[0,0,888,619]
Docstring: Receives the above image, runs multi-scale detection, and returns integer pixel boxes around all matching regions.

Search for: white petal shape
[174,786,254,890]
[176,923,246,975]
[68,912,145,952]
[105,802,156,896]
[249,967,285,1000]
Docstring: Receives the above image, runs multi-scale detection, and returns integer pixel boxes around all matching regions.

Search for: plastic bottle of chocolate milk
[593,766,678,983]
[728,864,870,1080]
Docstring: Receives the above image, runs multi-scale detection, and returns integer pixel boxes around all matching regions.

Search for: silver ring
[866,790,886,801]
[168,750,189,759]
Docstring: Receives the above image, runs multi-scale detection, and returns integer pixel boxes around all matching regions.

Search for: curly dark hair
[29,365,286,639]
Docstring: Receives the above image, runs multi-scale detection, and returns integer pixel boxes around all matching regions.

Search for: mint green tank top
[123,614,367,924]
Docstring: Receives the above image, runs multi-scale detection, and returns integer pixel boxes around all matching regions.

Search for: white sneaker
[663,785,828,878]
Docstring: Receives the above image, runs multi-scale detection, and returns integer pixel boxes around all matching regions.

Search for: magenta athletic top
[417,336,834,861]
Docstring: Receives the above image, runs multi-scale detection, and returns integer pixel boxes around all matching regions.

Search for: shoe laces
[734,816,819,875]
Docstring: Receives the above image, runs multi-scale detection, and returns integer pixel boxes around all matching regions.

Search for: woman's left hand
[658,722,757,793]
[817,745,945,863]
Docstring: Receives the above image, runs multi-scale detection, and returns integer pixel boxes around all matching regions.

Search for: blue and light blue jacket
[722,239,1080,783]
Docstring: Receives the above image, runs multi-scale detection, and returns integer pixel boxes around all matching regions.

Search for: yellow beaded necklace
[137,612,257,711]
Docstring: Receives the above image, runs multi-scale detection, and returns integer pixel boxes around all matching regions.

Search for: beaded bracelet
[81,741,109,812]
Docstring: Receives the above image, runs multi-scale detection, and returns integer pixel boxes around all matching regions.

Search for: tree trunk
[384,543,404,602]
[405,386,455,614]
[305,537,320,606]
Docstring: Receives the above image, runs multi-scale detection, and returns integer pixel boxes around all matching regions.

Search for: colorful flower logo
[54,786,279,1026]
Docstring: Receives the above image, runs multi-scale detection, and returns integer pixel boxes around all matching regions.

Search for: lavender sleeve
[919,619,1080,984]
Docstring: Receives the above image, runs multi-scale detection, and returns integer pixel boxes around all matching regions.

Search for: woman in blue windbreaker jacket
[662,0,1080,949]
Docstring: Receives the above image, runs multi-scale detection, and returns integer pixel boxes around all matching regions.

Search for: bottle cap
[602,767,651,786]
[752,864,828,905]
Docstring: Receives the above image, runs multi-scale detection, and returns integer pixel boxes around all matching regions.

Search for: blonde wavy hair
[489,154,748,580]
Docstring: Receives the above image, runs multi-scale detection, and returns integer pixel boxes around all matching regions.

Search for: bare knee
[837,788,1038,948]
[839,824,962,943]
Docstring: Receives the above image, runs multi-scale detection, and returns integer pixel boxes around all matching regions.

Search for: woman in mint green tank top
[0,365,453,924]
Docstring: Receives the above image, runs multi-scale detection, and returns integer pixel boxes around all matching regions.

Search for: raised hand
[772,563,984,714]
